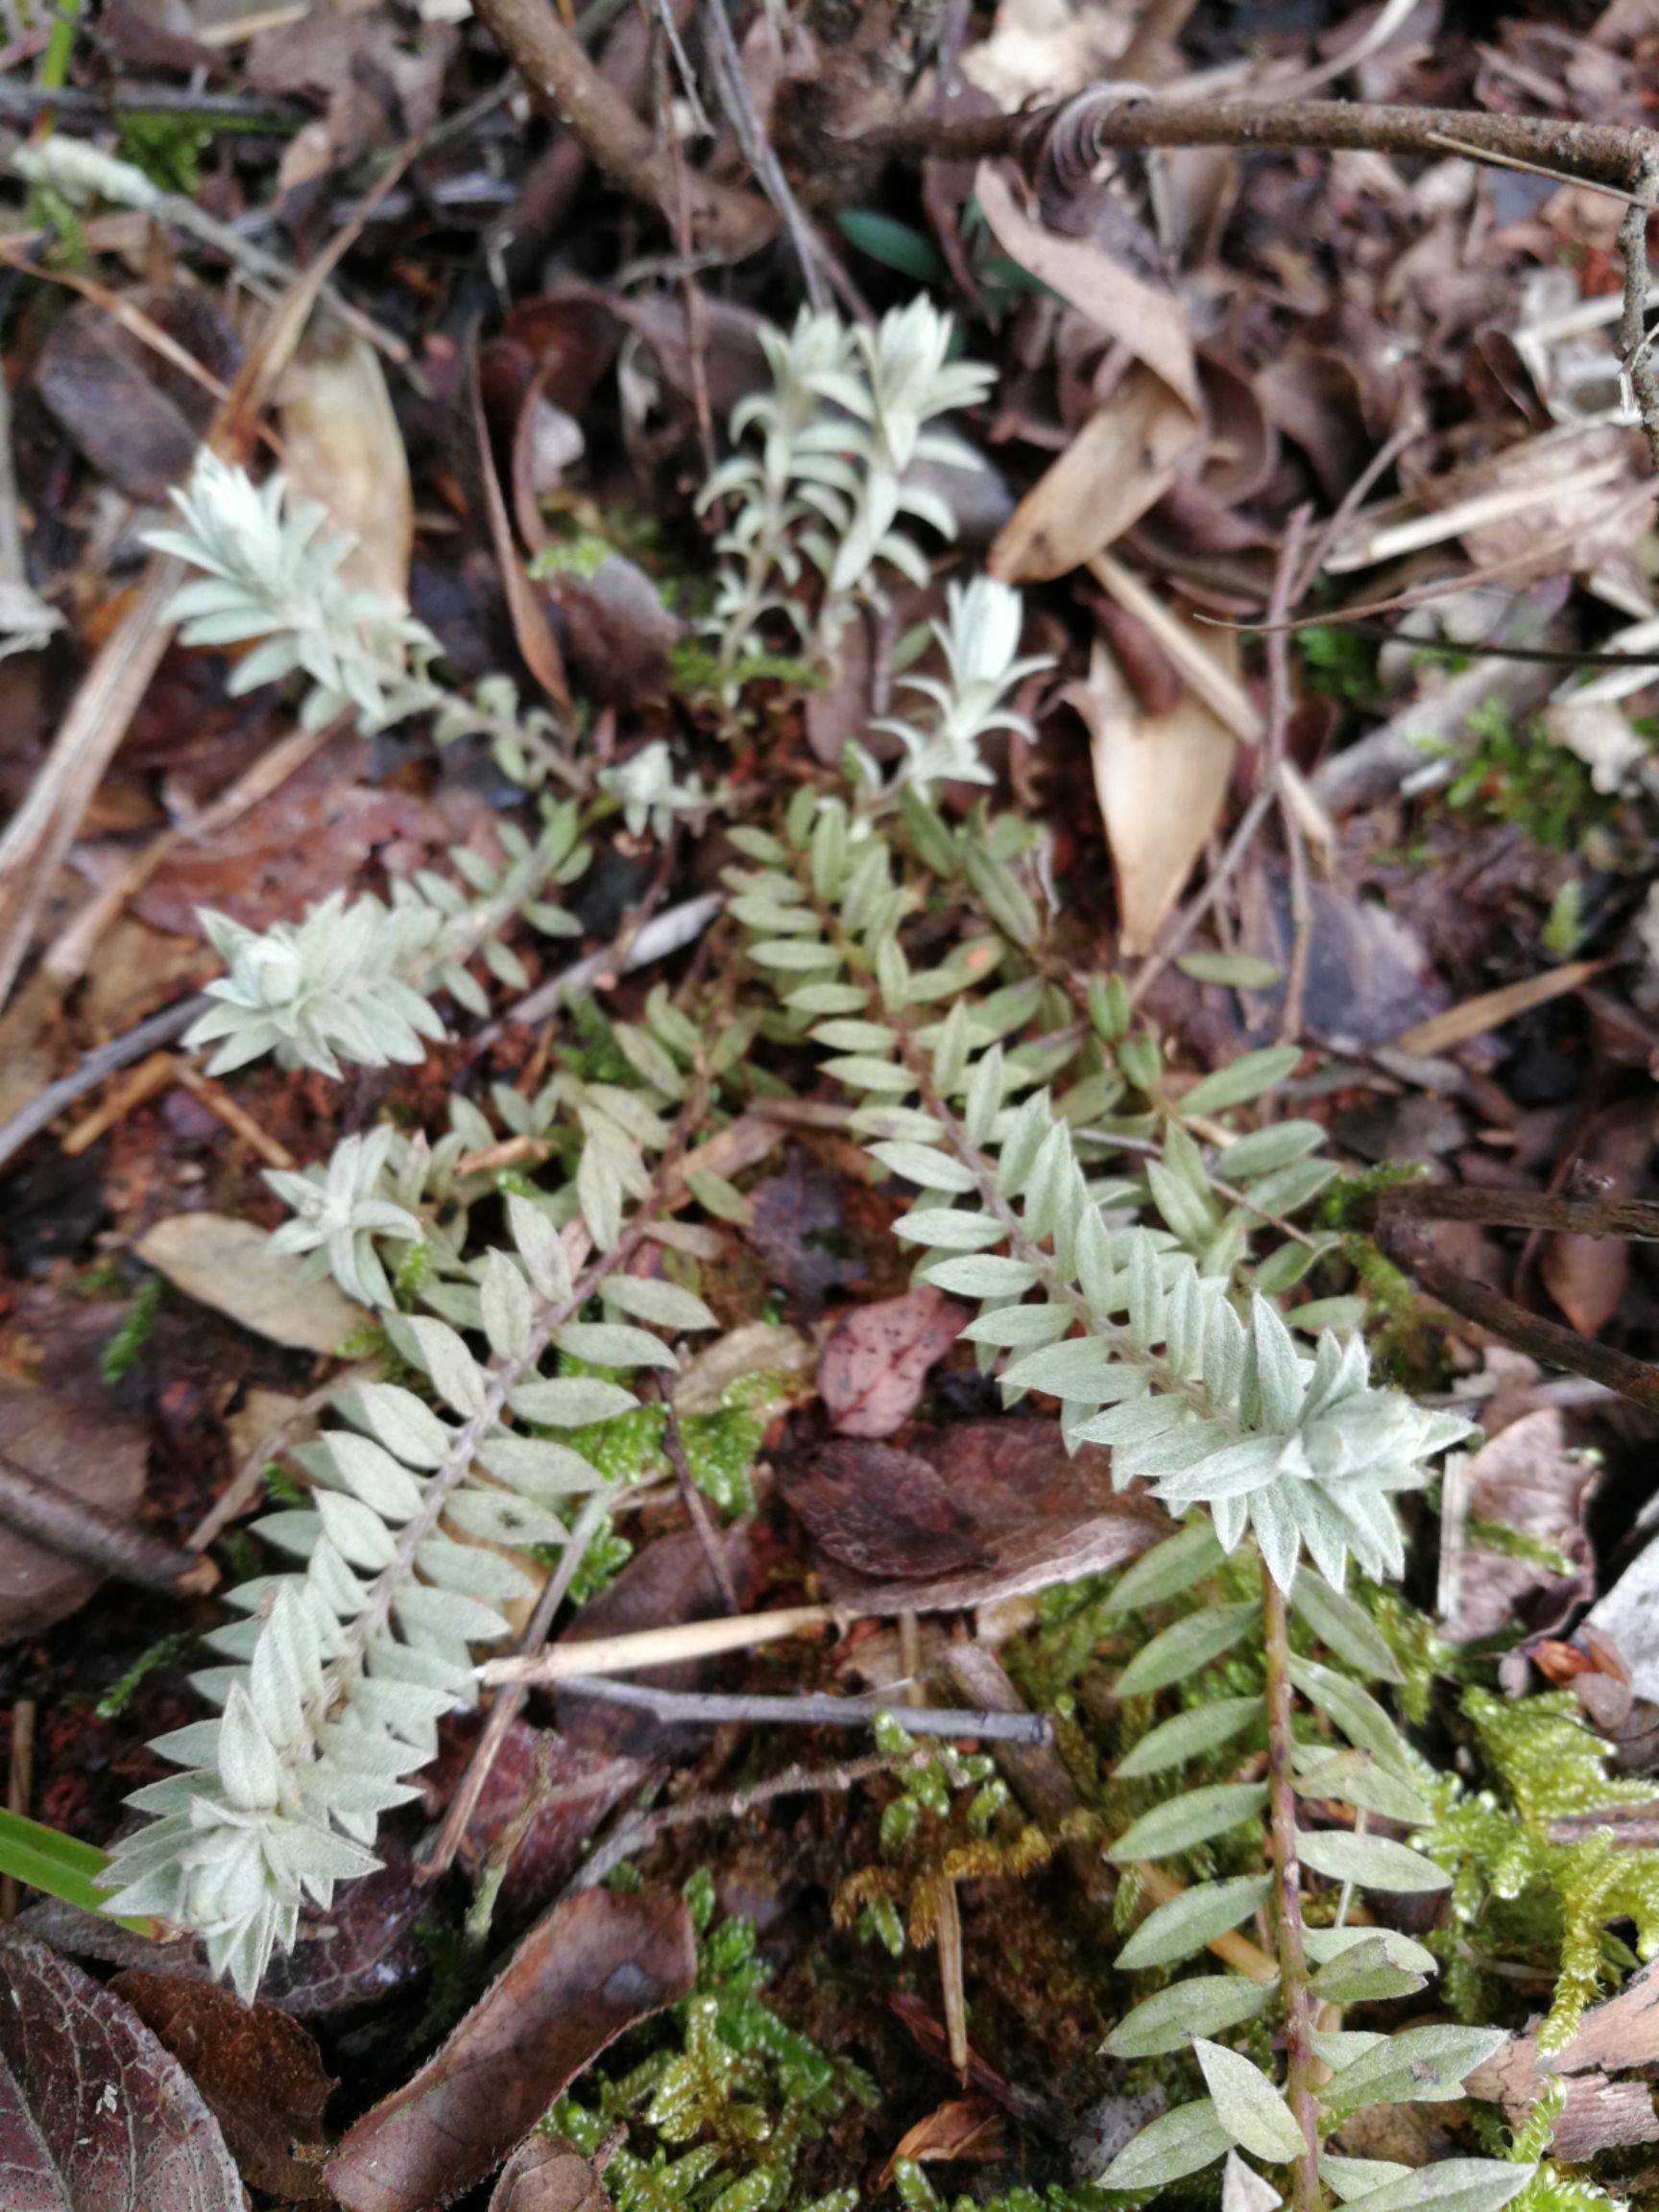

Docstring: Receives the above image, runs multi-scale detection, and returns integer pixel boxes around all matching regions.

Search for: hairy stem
[1262,1563,1325,2212]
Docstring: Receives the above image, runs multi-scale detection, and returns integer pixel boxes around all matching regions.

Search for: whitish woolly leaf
[600,1276,717,1332]
[480,1251,534,1361]
[1109,1783,1268,1863]
[1002,1336,1127,1401]
[1104,1976,1273,2058]
[1116,1876,1272,1971]
[869,1140,978,1193]
[475,1435,609,1496]
[1296,1829,1448,1894]
[925,1254,1040,1299]
[1193,2041,1307,2163]
[1303,1927,1436,1977]
[1288,1573,1403,1684]
[1319,2026,1509,2114]
[510,1378,639,1426]
[553,1321,678,1371]
[507,1193,572,1303]
[1115,1601,1257,1697]
[1102,1521,1224,1616]
[1098,2101,1229,2191]
[347,1383,451,1469]
[1338,2162,1534,2212]
[399,1316,489,1418]
[1116,1696,1264,1779]
[895,1207,1005,1252]
[1180,1046,1303,1118]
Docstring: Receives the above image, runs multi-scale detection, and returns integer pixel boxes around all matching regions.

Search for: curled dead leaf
[327,1887,696,2212]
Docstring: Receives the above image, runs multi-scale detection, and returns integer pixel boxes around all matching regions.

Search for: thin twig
[1376,1216,1659,1417]
[649,1376,740,1613]
[1262,1564,1325,2212]
[699,0,831,310]
[1267,510,1313,1046]
[1372,1185,1659,1241]
[481,1601,836,1685]
[0,1455,218,1599]
[556,1675,1055,1741]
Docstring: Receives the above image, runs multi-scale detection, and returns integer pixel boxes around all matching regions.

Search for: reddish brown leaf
[784,1419,1166,1614]
[749,1150,870,1311]
[468,348,571,715]
[0,1930,241,2212]
[878,2098,1004,2187]
[817,1286,968,1438]
[109,1971,333,2200]
[490,2136,613,2212]
[421,1719,645,1925]
[0,1375,148,1642]
[327,1888,696,2212]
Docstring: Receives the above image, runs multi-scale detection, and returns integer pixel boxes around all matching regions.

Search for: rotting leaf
[748,1148,872,1312]
[491,2136,614,2212]
[109,1970,334,2200]
[877,2096,1004,2186]
[787,1418,1165,1614]
[0,1929,242,2212]
[817,1286,968,1437]
[34,301,204,500]
[277,331,414,603]
[0,1376,148,1643]
[989,369,1199,582]
[134,1214,360,1356]
[327,1887,696,2212]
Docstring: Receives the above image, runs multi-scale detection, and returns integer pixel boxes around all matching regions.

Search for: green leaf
[1321,2154,1414,2203]
[1180,1046,1303,1118]
[1339,2161,1534,2212]
[1288,1574,1404,1684]
[602,1277,718,1333]
[554,1321,678,1371]
[0,1810,153,1935]
[1116,1876,1272,1970]
[1193,2041,1307,2162]
[869,1141,978,1194]
[1221,1121,1327,1181]
[1296,1828,1450,1894]
[1306,1932,1432,2002]
[1292,1748,1433,1827]
[1102,1521,1224,1616]
[1286,1658,1415,1776]
[1116,1696,1264,1778]
[1319,2026,1508,2114]
[1104,1976,1274,2058]
[1177,950,1283,989]
[1097,2101,1230,2190]
[510,1377,640,1427]
[1109,1783,1269,1863]
[893,1208,1004,1252]
[1115,1601,1258,1697]
[835,207,948,280]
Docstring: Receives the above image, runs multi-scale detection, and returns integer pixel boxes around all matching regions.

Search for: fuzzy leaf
[1337,2161,1534,2212]
[1097,2100,1230,2190]
[1318,2026,1509,2113]
[1193,2040,1307,2163]
[1288,1573,1404,1684]
[1116,1876,1272,1971]
[1296,1829,1449,1894]
[1104,1976,1274,2058]
[1102,1521,1224,1615]
[1109,1784,1269,1863]
[1116,1696,1265,1779]
[1115,1601,1257,1697]
[1180,1046,1302,1117]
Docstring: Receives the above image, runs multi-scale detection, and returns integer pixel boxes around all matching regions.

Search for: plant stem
[1262,1562,1325,2212]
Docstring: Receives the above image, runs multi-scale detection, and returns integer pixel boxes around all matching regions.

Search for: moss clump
[553,1871,874,2212]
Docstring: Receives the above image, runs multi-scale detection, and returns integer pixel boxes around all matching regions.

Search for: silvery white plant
[185,810,587,1080]
[701,297,995,680]
[104,1007,719,1998]
[598,740,714,840]
[155,452,575,790]
[859,577,1051,801]
[727,791,1471,1595]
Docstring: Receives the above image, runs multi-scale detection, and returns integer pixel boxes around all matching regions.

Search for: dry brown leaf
[468,348,571,715]
[878,2097,1004,2188]
[327,1888,696,2212]
[0,1930,242,2212]
[109,1970,334,2200]
[1065,636,1236,954]
[0,1374,149,1642]
[491,2138,613,2212]
[817,1286,967,1436]
[135,1214,360,1355]
[1443,1407,1598,1645]
[1540,1098,1656,1336]
[989,368,1199,582]
[975,164,1197,410]
[783,1418,1166,1613]
[277,333,413,601]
